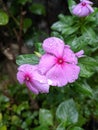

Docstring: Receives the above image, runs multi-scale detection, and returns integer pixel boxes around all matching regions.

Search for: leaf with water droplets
[79,56,98,78]
[56,99,78,126]
[74,81,93,96]
[16,54,39,65]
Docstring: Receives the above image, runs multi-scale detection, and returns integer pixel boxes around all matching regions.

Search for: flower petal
[26,81,39,94]
[80,7,89,17]
[17,71,25,84]
[46,64,68,87]
[63,47,78,64]
[33,80,50,93]
[63,63,80,83]
[38,54,56,74]
[32,70,50,93]
[75,50,84,58]
[18,64,37,72]
[72,4,82,16]
[87,4,94,13]
[43,37,65,57]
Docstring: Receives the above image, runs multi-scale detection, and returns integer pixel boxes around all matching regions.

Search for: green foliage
[39,109,53,126]
[56,122,65,130]
[70,126,84,130]
[16,54,39,65]
[68,0,76,13]
[56,99,78,127]
[29,3,46,15]
[74,81,93,96]
[0,10,9,25]
[23,18,32,33]
[79,56,98,78]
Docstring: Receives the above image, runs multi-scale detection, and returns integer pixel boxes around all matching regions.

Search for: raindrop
[72,61,75,64]
[48,79,52,85]
[49,43,53,46]
[39,80,45,83]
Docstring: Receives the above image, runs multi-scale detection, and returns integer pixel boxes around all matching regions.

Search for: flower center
[81,2,86,6]
[57,58,64,64]
[25,74,31,81]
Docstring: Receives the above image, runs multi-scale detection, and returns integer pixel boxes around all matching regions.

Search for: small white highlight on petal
[39,80,43,83]
[47,79,53,85]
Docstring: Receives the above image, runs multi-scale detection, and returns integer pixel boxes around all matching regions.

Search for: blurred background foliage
[0,0,98,130]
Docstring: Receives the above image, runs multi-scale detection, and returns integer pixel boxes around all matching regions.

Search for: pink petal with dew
[38,54,56,74]
[17,71,25,84]
[26,81,39,94]
[63,47,78,64]
[87,4,94,13]
[63,63,80,83]
[72,4,82,16]
[31,69,50,93]
[79,6,89,17]
[33,69,49,84]
[75,50,84,58]
[18,64,37,72]
[46,64,68,87]
[43,37,64,57]
[32,79,50,93]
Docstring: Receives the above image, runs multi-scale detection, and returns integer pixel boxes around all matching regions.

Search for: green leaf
[68,0,76,14]
[79,63,94,78]
[51,14,79,36]
[16,54,39,65]
[23,18,32,33]
[67,35,91,52]
[56,123,66,130]
[0,94,9,103]
[51,21,68,32]
[82,26,96,39]
[70,126,84,130]
[16,101,29,115]
[58,15,73,25]
[79,56,97,78]
[0,126,7,130]
[34,125,49,130]
[56,99,78,126]
[39,109,53,126]
[11,115,21,125]
[29,3,46,15]
[74,81,93,96]
[0,10,9,25]
[95,8,98,25]
[62,26,79,35]
[0,113,2,122]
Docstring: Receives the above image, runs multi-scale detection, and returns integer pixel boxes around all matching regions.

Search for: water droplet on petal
[72,61,75,64]
[39,80,43,83]
[48,79,52,85]
[49,43,53,46]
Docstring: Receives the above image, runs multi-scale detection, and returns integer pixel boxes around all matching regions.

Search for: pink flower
[72,0,94,17]
[17,64,50,94]
[38,37,84,87]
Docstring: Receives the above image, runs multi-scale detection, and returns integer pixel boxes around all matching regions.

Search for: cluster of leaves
[1,80,98,130]
[0,0,98,130]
